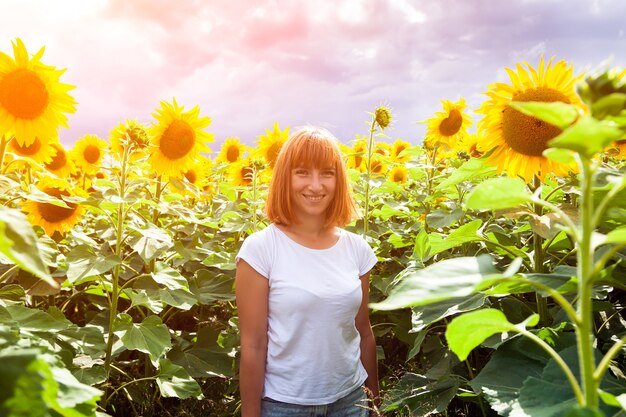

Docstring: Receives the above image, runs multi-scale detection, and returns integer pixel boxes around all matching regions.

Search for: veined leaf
[466,177,532,210]
[0,206,53,286]
[445,309,539,361]
[509,101,580,130]
[370,255,519,310]
[549,115,624,158]
[115,314,171,361]
[156,359,203,399]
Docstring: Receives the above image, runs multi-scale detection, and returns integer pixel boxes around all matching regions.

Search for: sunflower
[22,176,86,236]
[227,158,255,186]
[7,135,55,165]
[374,141,391,157]
[256,122,288,168]
[0,38,76,147]
[608,140,626,159]
[457,133,485,158]
[390,139,412,163]
[388,165,408,184]
[44,141,74,177]
[369,155,387,177]
[346,136,367,172]
[216,137,247,164]
[109,119,150,160]
[70,134,107,175]
[148,98,213,177]
[477,56,585,182]
[374,106,392,130]
[424,98,473,151]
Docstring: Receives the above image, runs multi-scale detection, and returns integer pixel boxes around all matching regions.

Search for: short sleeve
[236,230,272,279]
[357,236,377,276]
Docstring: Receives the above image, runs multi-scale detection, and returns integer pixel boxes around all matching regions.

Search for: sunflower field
[1,38,626,417]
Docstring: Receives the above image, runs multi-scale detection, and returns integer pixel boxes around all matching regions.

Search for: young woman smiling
[235,126,379,417]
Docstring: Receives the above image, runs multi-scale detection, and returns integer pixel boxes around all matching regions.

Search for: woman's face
[290,165,337,221]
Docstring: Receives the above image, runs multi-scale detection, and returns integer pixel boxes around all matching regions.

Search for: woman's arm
[235,259,269,417]
[355,272,380,415]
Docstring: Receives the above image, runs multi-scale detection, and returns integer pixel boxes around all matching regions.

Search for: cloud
[0,0,624,148]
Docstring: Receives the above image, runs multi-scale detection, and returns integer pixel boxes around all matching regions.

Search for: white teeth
[304,195,324,201]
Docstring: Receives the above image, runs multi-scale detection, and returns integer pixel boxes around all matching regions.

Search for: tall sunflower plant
[372,70,626,417]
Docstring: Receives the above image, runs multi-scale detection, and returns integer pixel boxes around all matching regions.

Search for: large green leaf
[410,293,488,332]
[168,347,234,378]
[427,219,483,256]
[436,157,497,190]
[115,314,171,361]
[156,359,203,400]
[466,177,533,210]
[549,115,624,158]
[150,262,190,291]
[370,255,519,310]
[0,304,71,332]
[128,223,174,263]
[514,346,625,417]
[445,309,539,361]
[66,245,121,285]
[189,270,235,303]
[0,206,53,286]
[0,348,100,417]
[382,372,461,415]
[470,334,577,416]
[509,101,580,130]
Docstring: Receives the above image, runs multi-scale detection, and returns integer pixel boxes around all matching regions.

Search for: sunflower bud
[374,106,392,130]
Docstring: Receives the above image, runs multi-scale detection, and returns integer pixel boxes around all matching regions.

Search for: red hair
[265,126,357,227]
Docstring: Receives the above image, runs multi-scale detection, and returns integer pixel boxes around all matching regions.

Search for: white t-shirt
[236,223,377,405]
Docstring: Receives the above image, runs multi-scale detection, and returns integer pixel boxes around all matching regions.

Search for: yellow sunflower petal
[255,122,288,168]
[424,98,473,151]
[0,39,76,147]
[477,56,584,182]
[148,98,213,177]
[22,176,86,236]
[70,134,107,175]
[216,137,247,164]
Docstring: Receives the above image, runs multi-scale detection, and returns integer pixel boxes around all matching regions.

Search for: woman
[235,126,380,417]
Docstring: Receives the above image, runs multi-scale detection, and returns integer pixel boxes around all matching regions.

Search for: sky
[1,0,625,150]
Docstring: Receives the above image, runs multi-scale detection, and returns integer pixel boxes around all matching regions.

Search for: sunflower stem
[149,175,164,274]
[577,156,599,408]
[531,175,549,326]
[363,117,376,236]
[251,165,258,233]
[423,144,439,233]
[103,143,131,399]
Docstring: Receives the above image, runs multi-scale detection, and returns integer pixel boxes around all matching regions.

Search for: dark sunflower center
[393,170,406,182]
[38,187,76,222]
[46,145,67,170]
[266,142,282,167]
[394,145,407,158]
[0,68,49,119]
[226,145,240,163]
[354,155,363,168]
[160,120,195,160]
[371,159,383,174]
[438,109,463,137]
[616,139,626,145]
[12,137,41,156]
[83,145,101,164]
[502,87,570,156]
[184,170,197,183]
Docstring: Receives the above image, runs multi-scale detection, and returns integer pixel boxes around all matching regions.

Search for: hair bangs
[290,134,340,170]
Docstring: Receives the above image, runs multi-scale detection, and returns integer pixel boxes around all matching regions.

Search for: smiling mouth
[303,194,325,202]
